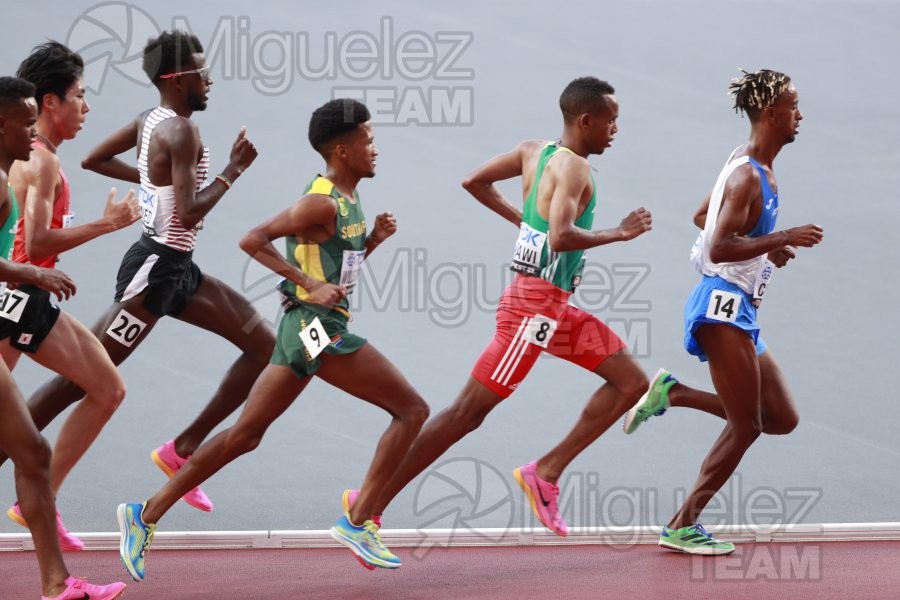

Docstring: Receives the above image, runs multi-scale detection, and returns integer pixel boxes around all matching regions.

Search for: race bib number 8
[524,314,558,348]
[705,290,741,323]
[0,289,30,323]
[106,309,148,347]
[299,316,329,360]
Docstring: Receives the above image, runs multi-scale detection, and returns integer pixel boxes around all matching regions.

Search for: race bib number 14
[705,290,741,323]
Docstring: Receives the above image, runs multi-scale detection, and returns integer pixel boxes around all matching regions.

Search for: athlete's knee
[10,434,52,476]
[730,418,764,444]
[618,372,650,403]
[602,371,648,415]
[447,400,495,433]
[399,394,429,429]
[85,371,126,418]
[223,426,265,457]
[764,411,799,435]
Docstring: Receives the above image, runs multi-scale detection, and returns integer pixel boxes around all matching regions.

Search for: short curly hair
[308,98,371,154]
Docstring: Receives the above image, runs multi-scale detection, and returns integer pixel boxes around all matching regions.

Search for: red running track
[3,541,898,599]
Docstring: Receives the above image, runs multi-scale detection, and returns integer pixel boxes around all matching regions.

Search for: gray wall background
[1,0,897,534]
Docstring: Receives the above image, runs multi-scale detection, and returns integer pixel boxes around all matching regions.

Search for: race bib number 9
[524,314,558,348]
[299,317,329,359]
[705,290,741,323]
[512,223,547,275]
[0,289,30,323]
[339,250,366,293]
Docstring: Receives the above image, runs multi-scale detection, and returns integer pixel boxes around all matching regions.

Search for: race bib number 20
[106,309,148,347]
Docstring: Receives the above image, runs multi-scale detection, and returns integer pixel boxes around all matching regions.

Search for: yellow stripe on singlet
[293,243,328,301]
[308,176,335,196]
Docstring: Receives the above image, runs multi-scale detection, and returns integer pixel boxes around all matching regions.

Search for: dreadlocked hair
[729,69,791,119]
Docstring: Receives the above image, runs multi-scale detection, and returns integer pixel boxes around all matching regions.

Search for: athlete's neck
[159,97,194,119]
[323,168,361,199]
[34,122,62,154]
[744,129,785,168]
[557,132,589,158]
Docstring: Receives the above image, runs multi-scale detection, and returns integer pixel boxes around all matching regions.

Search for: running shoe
[623,368,677,434]
[151,439,214,512]
[117,502,156,581]
[513,461,569,536]
[7,502,84,551]
[330,513,401,569]
[659,523,735,555]
[42,576,126,600]
[342,489,383,528]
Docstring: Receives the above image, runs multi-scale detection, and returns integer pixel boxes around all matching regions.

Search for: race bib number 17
[705,290,741,323]
[0,289,29,323]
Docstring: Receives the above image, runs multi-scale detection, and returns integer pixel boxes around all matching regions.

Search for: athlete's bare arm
[239,193,346,307]
[365,211,396,257]
[544,152,651,252]
[9,148,138,262]
[694,185,795,267]
[708,164,823,264]
[81,115,143,183]
[461,140,535,227]
[160,121,256,230]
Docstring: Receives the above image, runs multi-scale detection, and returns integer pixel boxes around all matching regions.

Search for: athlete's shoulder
[154,113,199,140]
[516,139,547,153]
[305,175,336,197]
[299,177,339,215]
[723,161,762,202]
[13,144,58,182]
